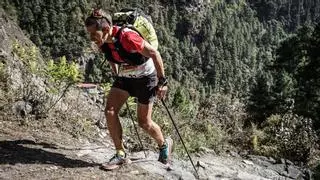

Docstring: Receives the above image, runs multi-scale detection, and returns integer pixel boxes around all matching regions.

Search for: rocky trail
[0,120,309,180]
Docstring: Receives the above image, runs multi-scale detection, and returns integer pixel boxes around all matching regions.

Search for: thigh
[106,87,129,113]
[135,73,157,104]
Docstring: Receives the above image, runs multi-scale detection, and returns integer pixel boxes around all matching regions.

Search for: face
[86,25,104,47]
[86,21,111,47]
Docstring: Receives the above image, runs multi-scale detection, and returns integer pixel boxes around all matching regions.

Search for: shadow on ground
[0,139,98,168]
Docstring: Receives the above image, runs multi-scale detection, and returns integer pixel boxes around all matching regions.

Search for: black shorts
[112,72,157,104]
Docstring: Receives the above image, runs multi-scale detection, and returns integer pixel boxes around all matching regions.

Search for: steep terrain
[0,119,310,180]
[0,5,314,180]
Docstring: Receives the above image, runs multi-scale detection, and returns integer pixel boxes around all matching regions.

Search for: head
[85,9,113,46]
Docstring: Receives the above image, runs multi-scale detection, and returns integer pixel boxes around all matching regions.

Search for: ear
[101,22,110,32]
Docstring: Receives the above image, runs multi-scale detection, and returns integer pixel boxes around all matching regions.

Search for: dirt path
[0,120,307,180]
[0,119,165,180]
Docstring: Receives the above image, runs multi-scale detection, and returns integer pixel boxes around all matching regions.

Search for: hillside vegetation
[1,0,319,175]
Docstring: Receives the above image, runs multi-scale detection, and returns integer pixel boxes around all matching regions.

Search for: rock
[76,149,92,157]
[286,159,294,165]
[49,166,58,170]
[227,150,240,157]
[268,157,276,164]
[196,161,207,169]
[247,155,274,167]
[242,160,254,165]
[269,164,286,175]
[198,146,215,154]
[287,165,304,179]
[237,171,270,180]
[0,48,9,58]
[98,131,107,138]
[239,150,249,157]
[12,100,32,117]
[130,170,140,175]
[95,97,103,104]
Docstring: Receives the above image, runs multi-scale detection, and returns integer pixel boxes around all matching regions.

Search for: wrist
[157,76,168,87]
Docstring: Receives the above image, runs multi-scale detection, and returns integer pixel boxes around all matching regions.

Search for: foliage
[157,91,248,156]
[100,82,112,94]
[196,93,247,135]
[12,41,41,74]
[178,121,226,154]
[247,71,274,124]
[8,41,47,119]
[2,0,320,166]
[11,41,84,117]
[314,164,320,180]
[260,113,318,163]
[47,56,81,84]
[0,61,6,85]
[248,0,319,32]
[0,61,8,111]
[3,0,90,59]
[45,56,83,113]
[265,25,320,132]
[172,86,197,117]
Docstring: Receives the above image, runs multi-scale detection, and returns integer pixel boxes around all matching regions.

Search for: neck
[104,26,113,43]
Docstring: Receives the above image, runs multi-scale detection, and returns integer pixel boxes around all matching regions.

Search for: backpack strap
[113,27,148,65]
[100,27,148,66]
[100,43,119,64]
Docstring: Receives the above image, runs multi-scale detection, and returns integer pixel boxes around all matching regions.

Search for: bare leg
[137,102,165,146]
[105,87,129,150]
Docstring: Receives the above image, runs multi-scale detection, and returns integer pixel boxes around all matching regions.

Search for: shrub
[11,41,83,117]
[178,122,226,154]
[46,56,81,85]
[261,113,318,163]
[154,92,247,156]
[45,56,83,112]
[12,41,41,74]
[0,61,8,113]
[314,163,320,180]
[0,61,7,87]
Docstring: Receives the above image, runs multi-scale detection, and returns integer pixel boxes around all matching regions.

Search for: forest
[1,0,319,169]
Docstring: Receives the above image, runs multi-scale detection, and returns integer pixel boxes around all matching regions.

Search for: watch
[158,77,168,87]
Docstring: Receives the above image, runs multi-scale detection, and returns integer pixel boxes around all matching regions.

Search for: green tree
[247,72,273,125]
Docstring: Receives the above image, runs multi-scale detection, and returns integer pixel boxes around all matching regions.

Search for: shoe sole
[100,158,131,171]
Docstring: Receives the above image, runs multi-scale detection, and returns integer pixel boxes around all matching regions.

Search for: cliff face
[0,7,42,90]
[0,7,102,120]
[0,7,48,120]
[0,7,34,53]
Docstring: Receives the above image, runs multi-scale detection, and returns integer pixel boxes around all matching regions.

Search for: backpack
[100,8,158,66]
[113,8,158,49]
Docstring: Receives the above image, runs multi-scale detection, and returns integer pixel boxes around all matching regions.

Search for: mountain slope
[0,3,317,180]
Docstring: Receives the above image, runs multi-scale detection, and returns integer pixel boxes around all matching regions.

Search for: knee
[105,106,118,118]
[139,120,153,131]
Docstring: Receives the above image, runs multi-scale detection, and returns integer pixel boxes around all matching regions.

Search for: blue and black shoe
[158,137,173,164]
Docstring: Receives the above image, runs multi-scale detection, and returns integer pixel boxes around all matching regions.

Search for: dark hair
[85,9,112,29]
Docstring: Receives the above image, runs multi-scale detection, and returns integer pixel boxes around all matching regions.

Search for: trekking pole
[161,99,199,179]
[125,101,147,158]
